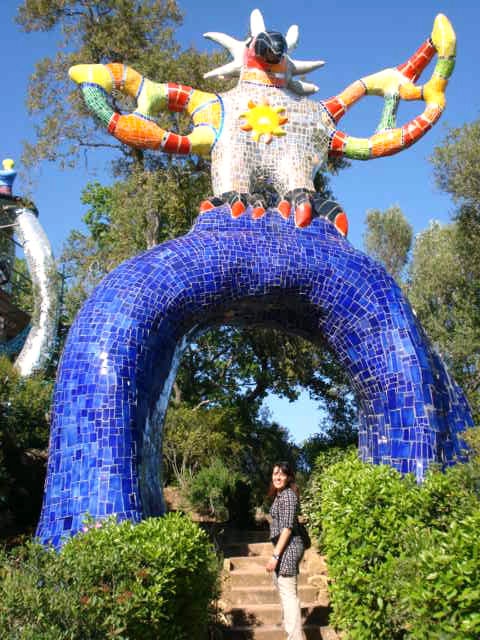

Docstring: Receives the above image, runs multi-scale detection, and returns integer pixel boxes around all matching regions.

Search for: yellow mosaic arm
[325,14,456,160]
[69,63,223,156]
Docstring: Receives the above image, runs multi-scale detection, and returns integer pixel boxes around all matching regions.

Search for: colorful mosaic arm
[69,10,455,232]
[69,63,221,156]
[325,14,455,160]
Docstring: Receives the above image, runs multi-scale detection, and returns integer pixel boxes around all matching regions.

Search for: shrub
[318,455,420,639]
[0,513,219,639]
[184,459,244,522]
[396,510,480,638]
[302,446,356,541]
[304,446,480,639]
[0,356,53,533]
[463,425,480,459]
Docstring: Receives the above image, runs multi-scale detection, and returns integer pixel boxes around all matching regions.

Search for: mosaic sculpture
[0,159,59,375]
[69,10,455,232]
[36,11,471,548]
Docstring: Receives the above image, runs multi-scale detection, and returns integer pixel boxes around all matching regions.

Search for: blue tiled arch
[36,207,472,548]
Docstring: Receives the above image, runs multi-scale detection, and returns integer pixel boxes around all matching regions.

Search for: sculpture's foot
[283,189,349,235]
[200,191,265,218]
[199,196,224,213]
[198,189,348,236]
[200,191,250,217]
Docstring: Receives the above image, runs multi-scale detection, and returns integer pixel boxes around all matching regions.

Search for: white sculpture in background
[0,158,59,375]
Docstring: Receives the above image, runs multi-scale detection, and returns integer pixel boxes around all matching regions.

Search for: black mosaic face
[254,31,288,64]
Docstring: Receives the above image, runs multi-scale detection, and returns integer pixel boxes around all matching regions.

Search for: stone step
[228,554,312,572]
[229,584,319,605]
[227,569,311,587]
[222,529,270,544]
[229,603,330,627]
[223,541,273,557]
[222,624,338,640]
[217,528,337,638]
[228,555,272,571]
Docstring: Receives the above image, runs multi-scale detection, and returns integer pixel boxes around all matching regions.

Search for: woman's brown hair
[267,460,300,499]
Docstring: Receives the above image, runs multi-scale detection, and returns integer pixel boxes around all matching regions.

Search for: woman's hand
[266,557,278,572]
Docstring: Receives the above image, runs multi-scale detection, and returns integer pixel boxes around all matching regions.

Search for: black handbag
[296,521,311,549]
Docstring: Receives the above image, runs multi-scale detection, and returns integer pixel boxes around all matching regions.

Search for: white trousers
[273,574,306,640]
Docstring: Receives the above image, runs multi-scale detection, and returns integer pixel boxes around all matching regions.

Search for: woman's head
[268,461,299,497]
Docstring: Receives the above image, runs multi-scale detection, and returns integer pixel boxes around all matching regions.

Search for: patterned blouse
[269,487,305,576]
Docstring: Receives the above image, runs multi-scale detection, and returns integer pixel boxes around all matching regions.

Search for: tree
[162,404,243,486]
[10,258,34,315]
[404,118,480,421]
[431,118,480,305]
[363,205,413,280]
[407,221,480,419]
[431,119,480,209]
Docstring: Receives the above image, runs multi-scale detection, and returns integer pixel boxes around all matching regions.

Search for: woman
[266,461,306,640]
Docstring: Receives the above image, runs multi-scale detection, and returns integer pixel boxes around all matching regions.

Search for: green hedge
[0,513,219,639]
[304,446,480,639]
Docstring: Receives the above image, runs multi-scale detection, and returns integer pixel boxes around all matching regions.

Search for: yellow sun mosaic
[239,99,288,144]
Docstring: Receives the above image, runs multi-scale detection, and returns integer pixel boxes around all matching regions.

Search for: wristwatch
[272,553,280,560]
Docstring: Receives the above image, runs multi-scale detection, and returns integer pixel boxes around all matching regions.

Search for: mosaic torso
[211,82,335,197]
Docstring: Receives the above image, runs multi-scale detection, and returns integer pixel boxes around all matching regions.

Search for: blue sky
[3,1,479,443]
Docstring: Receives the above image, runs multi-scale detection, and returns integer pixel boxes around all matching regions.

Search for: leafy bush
[0,356,53,533]
[396,510,480,638]
[302,446,356,541]
[0,357,52,449]
[304,442,480,639]
[184,459,245,522]
[0,513,219,639]
[463,426,480,459]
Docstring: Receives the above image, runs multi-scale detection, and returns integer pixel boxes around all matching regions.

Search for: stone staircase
[216,528,339,640]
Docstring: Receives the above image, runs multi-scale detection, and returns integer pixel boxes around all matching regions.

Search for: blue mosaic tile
[36,207,472,548]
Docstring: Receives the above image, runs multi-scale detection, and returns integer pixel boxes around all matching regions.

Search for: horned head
[203,9,324,95]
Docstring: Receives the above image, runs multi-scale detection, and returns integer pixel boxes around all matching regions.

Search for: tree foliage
[162,405,243,486]
[9,258,34,315]
[403,119,480,421]
[431,118,480,292]
[407,221,480,419]
[363,205,413,280]
[431,119,480,208]
[0,357,53,535]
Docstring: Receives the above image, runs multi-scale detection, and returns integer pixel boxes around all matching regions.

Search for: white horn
[287,79,319,95]
[203,32,245,57]
[250,9,266,36]
[290,59,326,75]
[204,60,241,79]
[286,24,299,51]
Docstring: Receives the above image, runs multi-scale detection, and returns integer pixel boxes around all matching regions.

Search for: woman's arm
[266,527,292,572]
